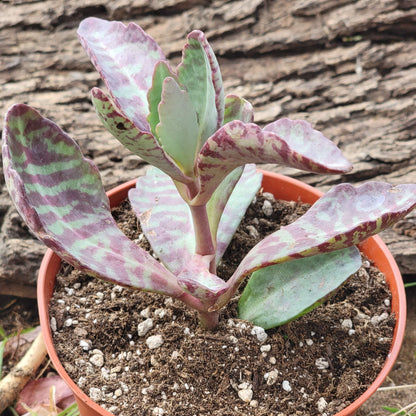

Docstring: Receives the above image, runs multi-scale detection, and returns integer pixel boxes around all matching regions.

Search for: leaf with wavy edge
[91,88,192,184]
[220,181,416,307]
[2,104,184,298]
[209,164,262,263]
[129,167,194,275]
[177,31,220,146]
[78,17,165,131]
[194,119,352,204]
[238,247,362,329]
[223,94,254,124]
[183,30,225,130]
[147,61,178,136]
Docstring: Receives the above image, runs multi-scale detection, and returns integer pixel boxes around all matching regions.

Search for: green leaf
[156,77,199,175]
[238,247,361,329]
[147,61,178,136]
[178,31,219,147]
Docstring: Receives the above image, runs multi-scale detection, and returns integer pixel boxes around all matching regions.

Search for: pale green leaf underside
[238,247,361,329]
[156,78,199,175]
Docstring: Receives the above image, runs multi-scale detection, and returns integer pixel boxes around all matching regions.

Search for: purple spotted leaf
[221,181,416,305]
[177,30,224,144]
[223,94,254,124]
[194,119,352,204]
[129,167,194,275]
[91,88,192,184]
[2,104,184,298]
[77,17,166,131]
[238,247,362,329]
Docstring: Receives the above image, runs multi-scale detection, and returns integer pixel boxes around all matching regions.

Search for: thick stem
[198,310,220,330]
[189,204,216,272]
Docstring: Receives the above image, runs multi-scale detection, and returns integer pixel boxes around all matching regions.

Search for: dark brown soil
[49,193,395,416]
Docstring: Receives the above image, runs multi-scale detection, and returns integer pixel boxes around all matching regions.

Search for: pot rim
[38,171,407,416]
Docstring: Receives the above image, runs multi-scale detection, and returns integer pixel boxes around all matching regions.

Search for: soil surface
[49,195,394,416]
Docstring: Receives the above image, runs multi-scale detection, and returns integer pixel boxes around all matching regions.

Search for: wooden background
[0,0,415,297]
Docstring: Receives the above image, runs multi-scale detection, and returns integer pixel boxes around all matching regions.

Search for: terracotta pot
[38,171,406,416]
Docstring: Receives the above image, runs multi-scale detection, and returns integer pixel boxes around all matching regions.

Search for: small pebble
[260,344,271,352]
[89,354,104,368]
[79,339,92,351]
[370,312,389,326]
[306,339,313,346]
[282,380,292,392]
[250,400,259,408]
[246,225,260,239]
[238,388,253,403]
[262,200,273,216]
[50,317,57,332]
[251,326,268,343]
[341,318,353,329]
[138,318,154,337]
[89,387,102,401]
[146,335,164,349]
[317,397,328,413]
[264,369,278,386]
[152,408,164,416]
[315,358,329,370]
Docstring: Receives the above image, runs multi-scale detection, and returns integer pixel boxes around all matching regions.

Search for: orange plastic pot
[38,171,406,416]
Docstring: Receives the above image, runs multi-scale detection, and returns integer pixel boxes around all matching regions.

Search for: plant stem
[198,310,220,330]
[189,204,216,272]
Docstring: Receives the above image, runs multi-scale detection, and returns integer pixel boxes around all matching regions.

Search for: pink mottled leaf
[2,104,184,298]
[177,254,228,307]
[78,17,165,131]
[224,181,416,300]
[91,87,192,184]
[129,167,194,275]
[194,120,352,204]
[208,164,262,263]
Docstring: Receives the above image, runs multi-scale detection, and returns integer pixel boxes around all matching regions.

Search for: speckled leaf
[227,181,416,295]
[223,94,254,124]
[2,104,183,298]
[147,61,178,136]
[177,254,228,306]
[156,77,199,176]
[208,164,262,264]
[91,88,192,184]
[177,31,220,146]
[238,247,362,329]
[129,167,194,275]
[194,119,352,204]
[78,17,165,131]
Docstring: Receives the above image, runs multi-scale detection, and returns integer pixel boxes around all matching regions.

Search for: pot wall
[38,172,406,416]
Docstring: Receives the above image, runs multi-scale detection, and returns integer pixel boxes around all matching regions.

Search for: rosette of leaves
[2,18,416,329]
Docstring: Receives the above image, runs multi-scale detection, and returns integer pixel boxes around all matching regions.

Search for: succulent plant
[2,18,416,330]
